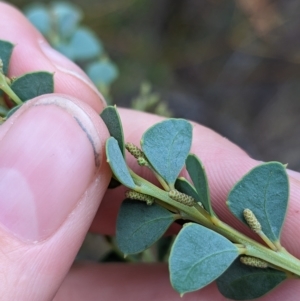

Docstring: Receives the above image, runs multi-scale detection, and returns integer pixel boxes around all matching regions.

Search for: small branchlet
[240,256,268,268]
[125,143,144,159]
[244,208,279,251]
[125,143,150,167]
[137,157,149,167]
[168,189,200,207]
[125,190,155,205]
[243,209,261,233]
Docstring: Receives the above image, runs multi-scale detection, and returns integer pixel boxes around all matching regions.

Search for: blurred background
[7,0,300,262]
[10,0,300,171]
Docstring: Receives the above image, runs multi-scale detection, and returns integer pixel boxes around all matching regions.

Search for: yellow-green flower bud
[243,209,261,233]
[125,143,144,159]
[240,256,268,268]
[168,189,196,207]
[125,190,155,205]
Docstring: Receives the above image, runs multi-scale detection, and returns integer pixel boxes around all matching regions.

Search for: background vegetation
[10,0,300,170]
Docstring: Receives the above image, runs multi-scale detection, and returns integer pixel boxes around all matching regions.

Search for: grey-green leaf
[54,43,75,60]
[69,27,103,60]
[216,259,287,300]
[227,162,289,242]
[106,137,135,189]
[51,2,82,39]
[169,223,239,294]
[101,106,125,156]
[25,4,51,35]
[141,119,192,186]
[0,40,14,75]
[11,72,54,102]
[186,154,214,215]
[87,60,118,85]
[175,177,201,203]
[116,199,176,255]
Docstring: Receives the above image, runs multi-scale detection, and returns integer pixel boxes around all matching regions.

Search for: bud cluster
[168,189,198,207]
[125,143,149,167]
[243,209,262,233]
[240,256,268,268]
[125,190,155,205]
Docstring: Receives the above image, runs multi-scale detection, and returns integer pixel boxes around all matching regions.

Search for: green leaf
[69,27,103,60]
[116,199,176,255]
[227,162,289,242]
[102,106,125,189]
[141,119,192,186]
[25,4,50,35]
[169,223,239,294]
[0,40,14,75]
[11,72,54,102]
[54,43,75,60]
[186,154,214,215]
[51,2,82,39]
[175,177,201,203]
[87,60,118,86]
[100,106,125,156]
[216,258,287,300]
[106,137,136,189]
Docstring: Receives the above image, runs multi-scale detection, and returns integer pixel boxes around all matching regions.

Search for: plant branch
[0,72,22,105]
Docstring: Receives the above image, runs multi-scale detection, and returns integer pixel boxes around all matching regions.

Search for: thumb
[0,94,110,300]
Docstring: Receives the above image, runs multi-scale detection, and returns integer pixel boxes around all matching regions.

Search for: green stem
[152,170,170,191]
[129,169,300,277]
[129,169,214,229]
[257,230,278,251]
[0,72,22,105]
[213,219,300,276]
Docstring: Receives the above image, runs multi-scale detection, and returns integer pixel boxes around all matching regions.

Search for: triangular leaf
[169,223,239,294]
[175,177,201,203]
[141,119,192,186]
[216,258,287,300]
[11,72,54,102]
[87,60,118,85]
[54,43,75,60]
[25,4,51,35]
[186,154,214,215]
[51,2,82,39]
[116,199,176,255]
[0,40,14,75]
[100,106,125,156]
[227,162,289,242]
[69,27,103,60]
[106,137,136,189]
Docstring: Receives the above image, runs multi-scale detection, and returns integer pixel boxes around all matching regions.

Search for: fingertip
[0,94,111,298]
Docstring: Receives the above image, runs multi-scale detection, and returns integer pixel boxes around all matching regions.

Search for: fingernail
[39,40,106,105]
[0,96,102,242]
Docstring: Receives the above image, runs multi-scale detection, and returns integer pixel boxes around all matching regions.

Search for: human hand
[0,3,299,301]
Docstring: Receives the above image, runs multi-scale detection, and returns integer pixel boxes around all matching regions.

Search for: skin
[0,2,300,300]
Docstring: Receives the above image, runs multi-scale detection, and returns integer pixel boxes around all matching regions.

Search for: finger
[91,108,300,259]
[0,94,111,300]
[0,2,105,112]
[53,262,299,301]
